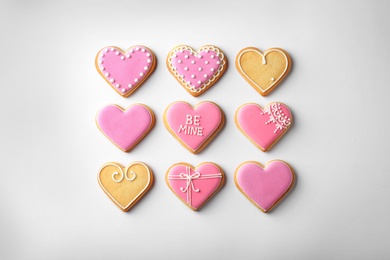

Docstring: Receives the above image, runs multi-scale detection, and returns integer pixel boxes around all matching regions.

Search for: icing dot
[271,78,275,81]
[146,53,151,57]
[110,48,115,51]
[197,80,202,84]
[204,74,208,78]
[184,67,189,71]
[105,72,110,77]
[216,61,220,64]
[110,78,115,83]
[198,67,202,71]
[120,56,125,60]
[140,72,144,76]
[126,54,131,58]
[141,48,145,52]
[180,75,184,78]
[180,50,184,53]
[178,60,182,63]
[205,61,209,64]
[210,68,215,72]
[115,51,120,55]
[100,66,105,71]
[104,48,109,53]
[184,55,189,59]
[121,88,126,93]
[191,60,195,64]
[191,74,195,79]
[116,84,120,88]
[130,49,134,53]
[134,78,139,82]
[100,53,105,58]
[211,55,215,59]
[147,59,151,63]
[198,55,202,58]
[173,53,177,58]
[144,66,148,70]
[99,60,103,64]
[128,84,133,88]
[187,81,191,85]
[136,47,140,51]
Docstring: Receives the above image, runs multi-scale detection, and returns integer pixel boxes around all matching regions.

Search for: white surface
[1,0,389,259]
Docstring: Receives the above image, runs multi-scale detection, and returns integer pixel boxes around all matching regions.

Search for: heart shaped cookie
[235,102,292,151]
[98,162,153,211]
[235,160,294,213]
[163,101,225,153]
[166,162,225,211]
[96,46,156,97]
[236,47,291,96]
[166,45,227,96]
[96,104,155,152]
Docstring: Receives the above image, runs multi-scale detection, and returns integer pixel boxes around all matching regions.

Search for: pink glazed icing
[235,161,294,212]
[164,101,223,153]
[96,104,154,152]
[236,103,292,151]
[167,46,225,93]
[166,163,223,210]
[96,46,154,96]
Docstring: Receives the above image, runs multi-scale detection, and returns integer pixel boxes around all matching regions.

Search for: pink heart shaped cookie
[96,46,156,97]
[235,160,295,213]
[166,162,225,211]
[235,102,292,151]
[163,101,225,153]
[96,104,155,152]
[166,45,227,96]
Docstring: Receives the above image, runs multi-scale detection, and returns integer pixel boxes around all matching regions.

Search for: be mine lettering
[178,115,204,136]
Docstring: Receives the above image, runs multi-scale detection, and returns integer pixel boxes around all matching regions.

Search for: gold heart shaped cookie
[236,47,292,96]
[98,162,153,211]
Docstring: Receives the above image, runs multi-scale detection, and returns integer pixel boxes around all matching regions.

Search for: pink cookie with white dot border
[235,102,292,151]
[166,45,227,96]
[235,160,295,213]
[96,46,156,97]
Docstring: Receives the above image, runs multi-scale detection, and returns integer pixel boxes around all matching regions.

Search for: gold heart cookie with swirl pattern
[236,47,292,96]
[98,162,153,211]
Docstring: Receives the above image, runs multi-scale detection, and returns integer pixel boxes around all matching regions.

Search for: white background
[1,0,389,259]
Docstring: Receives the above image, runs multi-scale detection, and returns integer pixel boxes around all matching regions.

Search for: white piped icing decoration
[185,55,189,59]
[261,103,291,133]
[128,84,133,88]
[144,66,148,70]
[126,54,131,58]
[99,60,103,64]
[134,78,139,82]
[198,55,202,58]
[204,74,208,78]
[104,48,109,53]
[198,67,202,71]
[205,61,209,64]
[140,72,144,77]
[178,60,182,63]
[100,66,105,71]
[115,51,120,55]
[184,67,189,71]
[146,53,151,57]
[136,47,140,51]
[110,48,115,51]
[121,88,126,93]
[116,84,120,88]
[147,59,151,63]
[191,60,195,64]
[191,75,195,79]
[141,48,145,52]
[110,78,115,83]
[211,55,215,59]
[105,72,110,77]
[210,68,214,72]
[121,56,125,60]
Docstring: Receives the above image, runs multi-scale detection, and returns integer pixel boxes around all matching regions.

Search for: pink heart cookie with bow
[166,162,225,211]
[235,102,292,151]
[96,46,156,97]
[235,160,295,213]
[96,104,155,152]
[166,45,227,96]
[163,101,225,154]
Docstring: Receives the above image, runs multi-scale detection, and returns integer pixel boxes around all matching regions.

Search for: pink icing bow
[169,167,222,206]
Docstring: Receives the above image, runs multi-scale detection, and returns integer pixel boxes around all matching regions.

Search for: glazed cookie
[163,101,225,153]
[166,162,225,211]
[96,104,155,152]
[166,45,227,96]
[235,160,294,213]
[235,102,292,151]
[96,46,156,97]
[236,47,291,96]
[98,162,153,212]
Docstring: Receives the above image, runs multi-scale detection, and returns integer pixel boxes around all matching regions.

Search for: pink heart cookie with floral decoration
[166,162,225,211]
[96,104,155,152]
[96,46,156,97]
[166,45,227,96]
[163,101,225,153]
[235,160,295,213]
[235,102,292,151]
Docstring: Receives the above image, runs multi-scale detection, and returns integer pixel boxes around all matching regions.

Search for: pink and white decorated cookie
[166,45,227,96]
[235,160,295,213]
[96,104,155,152]
[163,101,225,154]
[96,46,156,97]
[166,162,225,211]
[235,102,292,151]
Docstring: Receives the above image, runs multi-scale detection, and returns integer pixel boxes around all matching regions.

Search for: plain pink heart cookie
[166,45,227,96]
[163,101,225,154]
[96,104,155,152]
[96,46,156,97]
[166,162,225,211]
[235,102,292,151]
[235,160,295,213]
